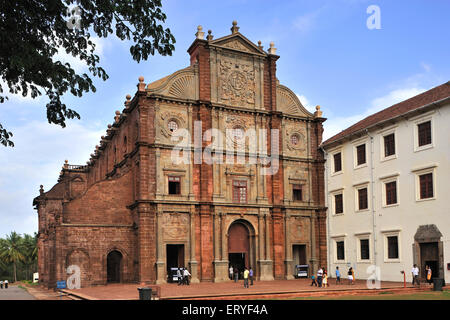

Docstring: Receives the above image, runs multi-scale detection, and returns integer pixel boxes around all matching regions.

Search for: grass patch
[291,290,450,300]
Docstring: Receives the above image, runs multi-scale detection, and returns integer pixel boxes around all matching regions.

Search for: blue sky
[0,0,449,237]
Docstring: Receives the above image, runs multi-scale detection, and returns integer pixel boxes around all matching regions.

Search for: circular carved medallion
[228,71,246,91]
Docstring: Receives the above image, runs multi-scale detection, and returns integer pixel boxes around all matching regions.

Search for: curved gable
[276,84,313,117]
[146,66,199,101]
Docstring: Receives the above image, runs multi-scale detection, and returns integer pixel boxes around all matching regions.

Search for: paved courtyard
[62,278,423,300]
[0,285,36,300]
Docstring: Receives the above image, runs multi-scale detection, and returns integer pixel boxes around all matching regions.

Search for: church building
[34,22,327,288]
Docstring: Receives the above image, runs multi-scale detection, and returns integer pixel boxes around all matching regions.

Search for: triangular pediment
[210,33,266,56]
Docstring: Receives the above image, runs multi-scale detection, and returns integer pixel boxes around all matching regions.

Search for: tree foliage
[0,0,176,147]
[0,232,38,282]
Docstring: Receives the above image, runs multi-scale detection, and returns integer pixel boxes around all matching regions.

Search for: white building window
[382,230,401,263]
[330,189,345,215]
[331,150,343,174]
[379,127,398,162]
[355,234,371,263]
[354,183,370,212]
[412,113,434,152]
[412,165,437,202]
[332,236,347,263]
[353,139,368,169]
[380,174,400,207]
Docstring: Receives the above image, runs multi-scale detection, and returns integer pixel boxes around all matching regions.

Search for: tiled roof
[322,81,450,147]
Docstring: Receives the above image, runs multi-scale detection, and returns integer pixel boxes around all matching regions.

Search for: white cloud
[293,10,320,33]
[323,86,427,141]
[0,120,104,236]
[296,94,316,113]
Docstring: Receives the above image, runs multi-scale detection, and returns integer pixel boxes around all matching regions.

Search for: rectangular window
[292,184,302,201]
[419,173,433,199]
[168,176,181,195]
[358,188,368,210]
[233,180,247,203]
[418,121,432,147]
[356,144,366,166]
[360,239,370,260]
[384,133,395,157]
[387,236,399,259]
[334,194,343,214]
[336,241,345,261]
[385,181,397,205]
[334,152,342,173]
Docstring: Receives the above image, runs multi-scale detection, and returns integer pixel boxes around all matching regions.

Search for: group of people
[311,266,355,287]
[176,267,191,286]
[229,266,254,288]
[0,280,8,289]
[412,264,433,286]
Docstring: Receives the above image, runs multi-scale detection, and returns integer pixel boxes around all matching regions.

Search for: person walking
[183,268,191,285]
[177,268,183,286]
[229,266,234,280]
[249,267,254,286]
[348,267,354,285]
[411,264,420,286]
[4,280,8,289]
[317,267,323,288]
[243,267,250,288]
[310,274,317,286]
[322,270,328,288]
[0,280,3,289]
[335,266,341,285]
[234,267,239,283]
[426,265,432,285]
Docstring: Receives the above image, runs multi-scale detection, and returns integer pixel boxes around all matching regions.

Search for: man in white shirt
[411,264,420,286]
[317,267,323,287]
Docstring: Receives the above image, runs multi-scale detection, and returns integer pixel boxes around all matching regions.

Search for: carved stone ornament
[286,129,306,151]
[163,213,188,240]
[219,59,255,107]
[160,111,186,138]
[276,85,312,117]
[221,39,253,53]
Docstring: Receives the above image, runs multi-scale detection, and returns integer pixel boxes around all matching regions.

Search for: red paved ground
[63,278,423,300]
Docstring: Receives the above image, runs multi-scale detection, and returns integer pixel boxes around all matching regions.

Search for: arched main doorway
[228,220,254,278]
[107,250,122,283]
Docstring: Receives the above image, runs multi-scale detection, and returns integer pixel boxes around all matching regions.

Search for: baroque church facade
[34,22,327,288]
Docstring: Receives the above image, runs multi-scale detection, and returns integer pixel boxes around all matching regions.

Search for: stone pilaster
[155,208,166,284]
[258,211,274,281]
[189,206,199,283]
[284,212,294,279]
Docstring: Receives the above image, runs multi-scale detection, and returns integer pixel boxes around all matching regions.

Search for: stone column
[310,213,318,274]
[258,210,274,281]
[284,212,294,279]
[137,203,156,284]
[189,206,199,283]
[265,212,271,261]
[214,210,228,282]
[155,208,166,284]
[221,212,228,261]
[155,148,162,197]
